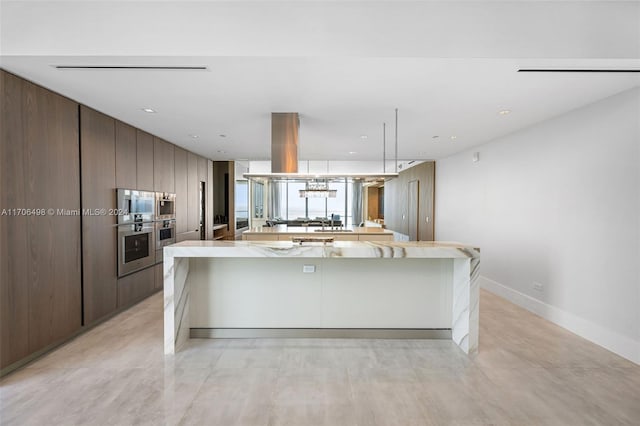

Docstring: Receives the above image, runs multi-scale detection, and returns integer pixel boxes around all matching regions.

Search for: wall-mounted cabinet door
[81,106,117,325]
[1,70,30,369]
[1,72,83,369]
[24,81,82,352]
[136,130,154,191]
[174,147,188,234]
[115,121,137,190]
[154,137,174,193]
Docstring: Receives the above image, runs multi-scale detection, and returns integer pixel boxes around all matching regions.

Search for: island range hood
[243,112,399,182]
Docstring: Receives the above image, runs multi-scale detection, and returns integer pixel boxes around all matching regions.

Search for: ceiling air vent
[54,65,207,70]
[518,69,639,73]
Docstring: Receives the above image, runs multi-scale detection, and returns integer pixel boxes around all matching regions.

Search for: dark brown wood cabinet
[24,81,82,352]
[1,71,82,370]
[174,147,188,234]
[154,137,174,193]
[115,121,137,189]
[117,267,155,308]
[1,71,30,369]
[136,130,154,191]
[80,106,118,325]
[176,151,204,241]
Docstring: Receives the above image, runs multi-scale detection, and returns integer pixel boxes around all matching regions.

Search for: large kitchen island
[164,240,480,356]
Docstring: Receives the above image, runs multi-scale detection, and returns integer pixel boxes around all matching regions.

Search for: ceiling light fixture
[348,151,357,155]
[189,134,199,139]
[450,136,457,140]
[298,181,337,198]
[499,110,511,115]
[360,135,368,140]
[141,108,156,113]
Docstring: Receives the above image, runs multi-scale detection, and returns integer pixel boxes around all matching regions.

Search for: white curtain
[351,180,363,227]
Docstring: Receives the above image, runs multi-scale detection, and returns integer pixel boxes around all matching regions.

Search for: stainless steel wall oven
[155,192,176,220]
[117,222,155,277]
[155,219,176,263]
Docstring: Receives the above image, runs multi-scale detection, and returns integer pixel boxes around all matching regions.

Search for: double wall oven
[116,189,176,277]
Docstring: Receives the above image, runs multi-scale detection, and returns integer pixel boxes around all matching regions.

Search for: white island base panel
[164,241,480,355]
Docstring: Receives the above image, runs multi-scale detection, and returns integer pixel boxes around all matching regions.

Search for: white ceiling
[1,1,639,162]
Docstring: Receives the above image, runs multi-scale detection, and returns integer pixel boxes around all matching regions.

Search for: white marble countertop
[243,225,393,235]
[164,240,480,259]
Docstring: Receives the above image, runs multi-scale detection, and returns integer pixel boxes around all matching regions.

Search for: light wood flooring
[1,289,639,425]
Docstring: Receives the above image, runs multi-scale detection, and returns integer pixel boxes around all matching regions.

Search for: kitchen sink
[314,229,353,232]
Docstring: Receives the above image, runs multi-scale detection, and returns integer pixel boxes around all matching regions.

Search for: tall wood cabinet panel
[174,147,188,234]
[136,130,154,191]
[24,81,82,352]
[154,137,174,193]
[187,152,200,234]
[80,106,117,325]
[1,71,82,370]
[115,121,137,189]
[0,70,30,369]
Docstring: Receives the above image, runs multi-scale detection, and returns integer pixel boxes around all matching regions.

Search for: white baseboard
[479,276,640,366]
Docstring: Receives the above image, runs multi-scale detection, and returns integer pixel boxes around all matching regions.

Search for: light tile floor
[1,290,639,425]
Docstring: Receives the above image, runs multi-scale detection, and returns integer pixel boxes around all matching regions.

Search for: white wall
[435,88,640,364]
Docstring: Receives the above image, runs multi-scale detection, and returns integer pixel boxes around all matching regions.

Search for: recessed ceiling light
[450,136,457,140]
[499,109,511,115]
[141,108,156,113]
[348,151,357,155]
[360,135,368,140]
[189,134,199,139]
[217,150,226,154]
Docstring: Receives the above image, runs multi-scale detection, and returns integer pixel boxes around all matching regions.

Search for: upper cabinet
[115,121,137,189]
[154,137,175,193]
[136,130,154,191]
[115,123,155,191]
[174,147,188,234]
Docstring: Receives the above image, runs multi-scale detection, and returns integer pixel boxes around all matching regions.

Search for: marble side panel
[164,255,190,355]
[451,257,480,354]
[163,255,176,355]
[174,258,191,353]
